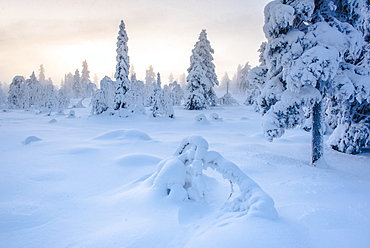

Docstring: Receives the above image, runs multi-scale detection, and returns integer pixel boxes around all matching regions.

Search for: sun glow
[50,42,116,82]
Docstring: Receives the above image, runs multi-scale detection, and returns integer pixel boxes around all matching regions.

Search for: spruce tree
[114,20,131,111]
[185,29,219,109]
[259,0,369,166]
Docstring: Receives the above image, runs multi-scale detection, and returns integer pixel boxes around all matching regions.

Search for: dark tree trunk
[312,80,325,167]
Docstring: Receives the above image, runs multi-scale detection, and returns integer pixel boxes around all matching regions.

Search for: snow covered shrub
[209,113,222,121]
[68,110,76,118]
[151,135,278,218]
[194,114,209,124]
[328,122,370,154]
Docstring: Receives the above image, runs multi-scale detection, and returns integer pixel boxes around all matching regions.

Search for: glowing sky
[0,0,270,85]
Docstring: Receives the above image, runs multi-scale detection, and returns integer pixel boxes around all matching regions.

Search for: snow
[1,98,370,248]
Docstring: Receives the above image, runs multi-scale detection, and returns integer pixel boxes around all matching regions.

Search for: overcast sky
[0,0,270,85]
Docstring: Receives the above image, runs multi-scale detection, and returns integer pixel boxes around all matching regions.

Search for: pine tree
[260,0,369,165]
[114,20,131,111]
[185,29,219,109]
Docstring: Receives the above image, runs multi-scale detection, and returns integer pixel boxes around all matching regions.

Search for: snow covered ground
[1,98,370,248]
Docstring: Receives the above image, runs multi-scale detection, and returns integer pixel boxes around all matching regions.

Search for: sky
[0,0,270,86]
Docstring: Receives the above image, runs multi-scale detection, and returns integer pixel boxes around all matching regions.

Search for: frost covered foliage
[151,135,278,218]
[81,60,94,98]
[91,76,116,115]
[42,84,58,114]
[328,122,370,154]
[8,76,29,109]
[245,66,268,111]
[150,73,174,118]
[168,81,184,106]
[258,0,369,163]
[326,64,370,154]
[0,82,6,107]
[26,72,43,108]
[114,20,131,110]
[235,62,251,95]
[185,30,219,110]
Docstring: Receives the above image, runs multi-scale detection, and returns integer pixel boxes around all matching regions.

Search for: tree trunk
[311,81,326,167]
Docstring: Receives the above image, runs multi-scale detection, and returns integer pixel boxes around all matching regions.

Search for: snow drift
[151,135,278,219]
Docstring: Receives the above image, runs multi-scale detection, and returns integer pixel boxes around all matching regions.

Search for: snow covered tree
[185,53,207,110]
[151,73,174,118]
[57,88,70,114]
[91,76,116,115]
[114,20,131,111]
[260,0,369,165]
[185,29,219,109]
[43,84,58,115]
[81,60,93,97]
[246,65,268,112]
[8,76,28,109]
[72,69,83,99]
[61,72,74,97]
[169,81,184,106]
[236,62,251,95]
[0,82,6,107]
[26,72,43,108]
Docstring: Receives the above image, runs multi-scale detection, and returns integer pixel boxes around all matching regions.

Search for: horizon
[0,0,270,86]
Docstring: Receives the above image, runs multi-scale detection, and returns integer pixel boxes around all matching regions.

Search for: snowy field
[1,98,370,248]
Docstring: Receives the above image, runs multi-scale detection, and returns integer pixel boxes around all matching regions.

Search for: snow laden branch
[152,135,278,219]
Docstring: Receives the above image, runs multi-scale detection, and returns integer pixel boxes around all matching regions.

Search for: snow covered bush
[151,135,278,218]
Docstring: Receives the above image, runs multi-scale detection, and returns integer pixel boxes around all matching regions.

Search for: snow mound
[115,154,162,167]
[68,110,76,118]
[209,113,223,121]
[23,136,43,145]
[93,129,152,141]
[194,114,209,124]
[151,135,278,218]
[48,118,57,123]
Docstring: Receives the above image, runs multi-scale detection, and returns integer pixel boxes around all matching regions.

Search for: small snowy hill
[0,101,369,248]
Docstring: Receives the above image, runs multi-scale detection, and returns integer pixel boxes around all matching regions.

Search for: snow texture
[152,135,278,218]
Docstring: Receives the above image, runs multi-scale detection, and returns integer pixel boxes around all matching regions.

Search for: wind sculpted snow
[1,100,370,248]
